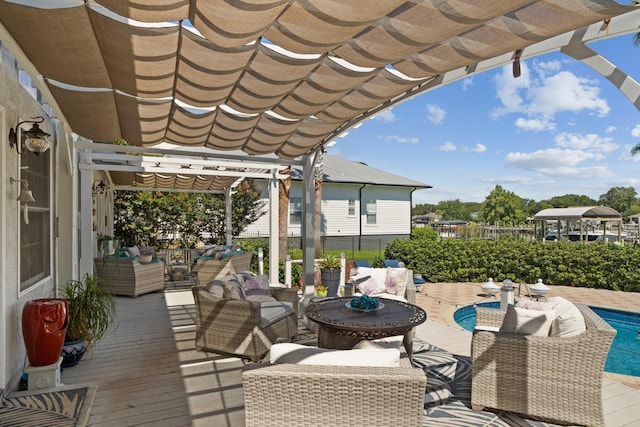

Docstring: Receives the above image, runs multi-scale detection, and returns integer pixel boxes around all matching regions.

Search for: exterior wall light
[9,116,51,155]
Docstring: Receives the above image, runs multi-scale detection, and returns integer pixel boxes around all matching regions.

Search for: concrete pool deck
[414,282,640,390]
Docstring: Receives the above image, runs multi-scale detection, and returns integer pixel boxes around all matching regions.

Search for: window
[19,146,51,292]
[289,197,302,225]
[366,199,377,225]
[348,199,356,216]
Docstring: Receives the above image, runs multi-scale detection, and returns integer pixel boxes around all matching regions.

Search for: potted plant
[58,274,117,367]
[317,253,342,297]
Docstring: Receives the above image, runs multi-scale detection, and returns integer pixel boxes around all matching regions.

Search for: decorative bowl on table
[137,255,153,264]
[347,294,384,312]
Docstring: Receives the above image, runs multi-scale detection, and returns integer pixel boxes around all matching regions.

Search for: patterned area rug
[412,340,563,426]
[0,383,97,427]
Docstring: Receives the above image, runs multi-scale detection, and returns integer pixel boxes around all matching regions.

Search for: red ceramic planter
[22,298,68,367]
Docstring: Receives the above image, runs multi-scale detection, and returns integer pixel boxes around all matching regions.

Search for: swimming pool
[454,301,640,377]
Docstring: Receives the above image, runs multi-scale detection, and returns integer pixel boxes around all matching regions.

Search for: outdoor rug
[412,339,568,426]
[0,382,97,427]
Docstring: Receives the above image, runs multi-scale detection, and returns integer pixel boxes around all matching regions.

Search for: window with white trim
[366,199,377,225]
[289,197,302,225]
[348,199,356,216]
[19,146,51,292]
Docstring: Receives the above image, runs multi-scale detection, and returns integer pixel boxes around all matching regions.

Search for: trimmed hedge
[384,237,640,292]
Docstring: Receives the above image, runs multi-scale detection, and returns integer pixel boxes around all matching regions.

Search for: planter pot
[320,269,341,297]
[316,287,328,297]
[22,299,68,367]
[138,255,153,264]
[61,340,87,368]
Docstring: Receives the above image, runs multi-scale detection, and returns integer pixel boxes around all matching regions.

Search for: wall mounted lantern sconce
[8,116,51,155]
[10,177,36,224]
[92,179,108,195]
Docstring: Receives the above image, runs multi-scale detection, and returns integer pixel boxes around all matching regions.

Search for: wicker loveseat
[192,251,253,285]
[94,258,165,297]
[191,281,298,362]
[242,356,426,427]
[471,303,616,427]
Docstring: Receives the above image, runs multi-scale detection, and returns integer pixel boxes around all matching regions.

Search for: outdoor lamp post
[500,279,515,311]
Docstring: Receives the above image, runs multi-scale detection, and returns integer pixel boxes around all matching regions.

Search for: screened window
[19,147,51,292]
[289,197,302,225]
[348,199,356,216]
[366,199,377,225]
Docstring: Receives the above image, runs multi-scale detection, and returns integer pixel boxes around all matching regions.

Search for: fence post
[339,252,346,295]
[285,254,291,288]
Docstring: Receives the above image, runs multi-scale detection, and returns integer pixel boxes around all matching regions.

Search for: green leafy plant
[58,274,117,349]
[317,253,341,271]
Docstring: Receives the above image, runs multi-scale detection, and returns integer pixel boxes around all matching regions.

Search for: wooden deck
[61,288,246,426]
[60,282,640,427]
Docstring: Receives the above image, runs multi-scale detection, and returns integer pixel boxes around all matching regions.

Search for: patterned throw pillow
[385,267,408,296]
[354,267,387,295]
[222,277,246,301]
[237,272,275,302]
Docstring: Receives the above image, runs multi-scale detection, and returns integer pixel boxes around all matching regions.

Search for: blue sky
[327,34,640,206]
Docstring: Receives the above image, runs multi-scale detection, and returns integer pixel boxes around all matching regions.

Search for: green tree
[437,199,467,220]
[113,180,265,247]
[412,203,437,216]
[480,184,526,224]
[546,194,597,208]
[598,186,638,216]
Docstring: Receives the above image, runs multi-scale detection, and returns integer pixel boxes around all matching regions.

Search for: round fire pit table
[305,296,427,361]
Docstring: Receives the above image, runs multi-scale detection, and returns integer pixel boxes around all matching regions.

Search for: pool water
[454,302,640,377]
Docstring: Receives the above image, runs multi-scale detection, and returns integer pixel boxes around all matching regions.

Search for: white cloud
[491,62,610,122]
[462,77,473,91]
[515,117,555,131]
[540,165,612,178]
[469,143,486,153]
[374,109,395,122]
[380,135,419,144]
[632,124,640,138]
[606,126,616,133]
[426,104,446,124]
[529,71,609,117]
[439,141,456,152]
[554,132,617,154]
[480,176,554,186]
[618,144,640,162]
[505,148,596,170]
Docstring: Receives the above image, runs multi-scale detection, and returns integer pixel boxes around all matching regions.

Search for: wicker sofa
[192,251,253,285]
[191,282,298,362]
[242,356,426,427]
[471,303,616,427]
[94,258,165,297]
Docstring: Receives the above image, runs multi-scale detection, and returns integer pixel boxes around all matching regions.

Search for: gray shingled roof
[292,154,431,188]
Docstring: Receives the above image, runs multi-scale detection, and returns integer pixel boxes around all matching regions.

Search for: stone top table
[305,296,427,361]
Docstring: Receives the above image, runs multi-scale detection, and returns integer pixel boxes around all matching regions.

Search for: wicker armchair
[471,303,616,427]
[242,357,426,427]
[191,285,298,362]
[192,251,253,285]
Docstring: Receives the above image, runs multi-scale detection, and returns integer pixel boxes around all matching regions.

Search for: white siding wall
[361,186,412,235]
[241,181,413,238]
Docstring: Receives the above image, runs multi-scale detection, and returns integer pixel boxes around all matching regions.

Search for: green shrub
[384,238,640,292]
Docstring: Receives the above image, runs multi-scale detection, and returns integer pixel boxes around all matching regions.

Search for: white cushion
[352,335,404,350]
[268,343,400,367]
[500,304,556,336]
[546,297,586,337]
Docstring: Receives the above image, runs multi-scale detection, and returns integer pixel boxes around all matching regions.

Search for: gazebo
[533,206,623,242]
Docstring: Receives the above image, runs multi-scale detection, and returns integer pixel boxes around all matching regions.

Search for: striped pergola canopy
[0,0,636,162]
